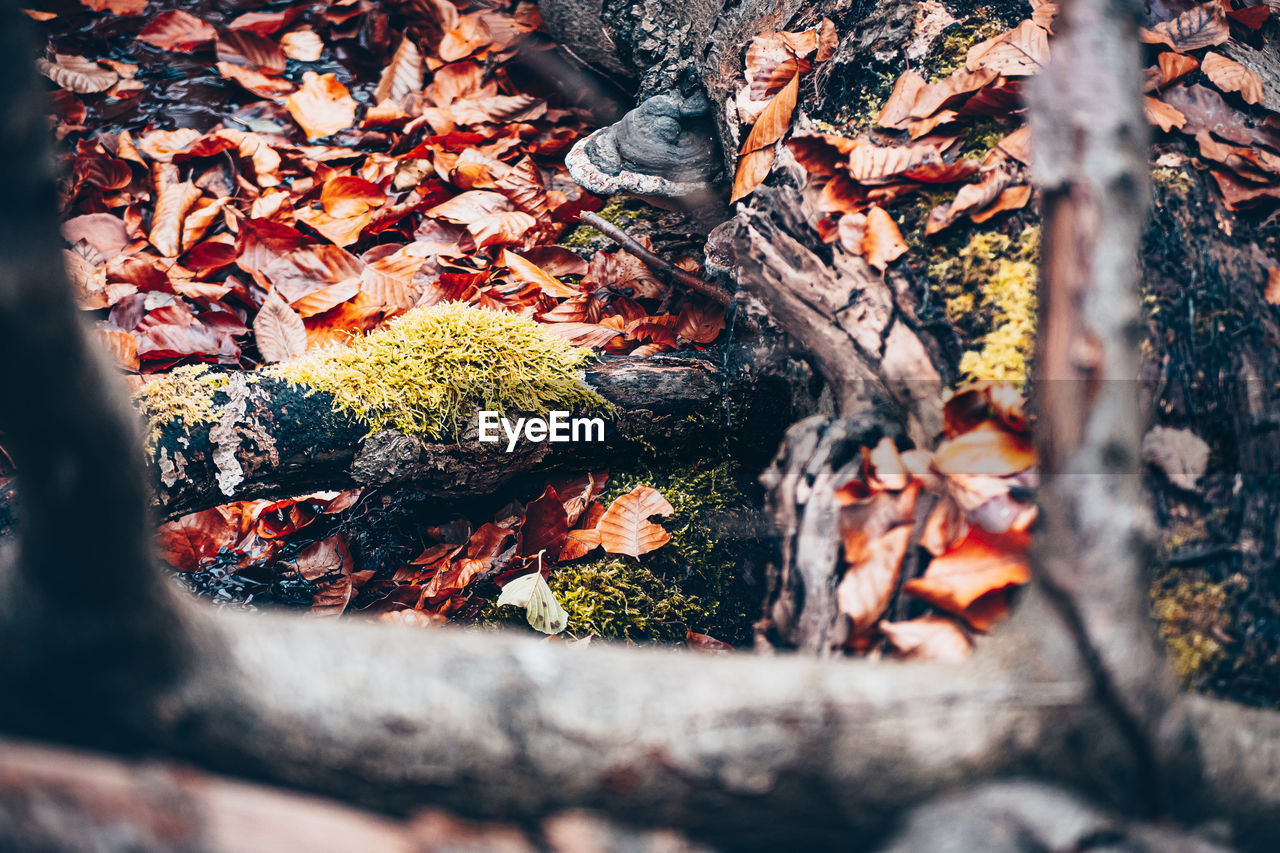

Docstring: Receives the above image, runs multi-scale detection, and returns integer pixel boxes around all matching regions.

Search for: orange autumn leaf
[375,36,424,104]
[969,184,1031,224]
[904,528,1030,616]
[80,0,147,15]
[559,526,602,561]
[502,249,578,298]
[732,72,801,202]
[597,486,674,558]
[932,420,1036,477]
[879,615,973,661]
[296,535,355,616]
[1157,52,1198,88]
[1266,268,1280,306]
[286,72,358,140]
[861,206,908,272]
[836,524,911,635]
[320,176,385,218]
[1200,52,1264,106]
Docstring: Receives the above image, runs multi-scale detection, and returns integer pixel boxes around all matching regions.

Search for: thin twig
[579,211,732,307]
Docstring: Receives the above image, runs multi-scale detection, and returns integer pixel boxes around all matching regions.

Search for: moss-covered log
[136,352,738,520]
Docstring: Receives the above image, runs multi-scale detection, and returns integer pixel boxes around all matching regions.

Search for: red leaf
[138,11,217,51]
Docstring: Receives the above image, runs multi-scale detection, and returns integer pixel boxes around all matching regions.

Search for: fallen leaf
[375,36,424,103]
[280,28,324,62]
[254,289,308,363]
[217,29,287,75]
[861,206,908,272]
[598,486,674,557]
[37,54,117,93]
[321,176,385,218]
[964,19,1048,77]
[286,72,358,140]
[518,486,570,558]
[1156,52,1199,88]
[79,0,147,15]
[904,528,1030,616]
[1267,267,1280,306]
[686,629,734,653]
[969,184,1031,224]
[497,570,568,635]
[137,10,216,51]
[732,72,801,202]
[1145,96,1187,133]
[1139,3,1229,52]
[296,535,355,616]
[1201,52,1264,105]
[1142,425,1210,492]
[933,420,1036,477]
[880,615,973,661]
[149,182,203,258]
[836,525,912,635]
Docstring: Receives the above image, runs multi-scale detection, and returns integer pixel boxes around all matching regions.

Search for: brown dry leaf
[296,535,355,616]
[598,486,674,558]
[216,29,287,74]
[1267,268,1280,306]
[847,142,943,185]
[933,420,1036,477]
[861,206,908,272]
[686,629,734,653]
[1201,52,1264,105]
[964,19,1048,77]
[836,524,911,636]
[877,70,926,129]
[880,615,973,661]
[286,72,358,140]
[908,67,1000,122]
[904,528,1029,616]
[280,28,324,62]
[1139,3,1229,52]
[969,184,1031,224]
[732,72,801,202]
[292,279,361,318]
[375,36,424,103]
[137,10,216,51]
[254,289,308,363]
[674,298,726,344]
[1142,425,1210,492]
[149,182,203,258]
[1157,52,1199,88]
[867,436,909,491]
[1145,96,1187,132]
[37,54,118,93]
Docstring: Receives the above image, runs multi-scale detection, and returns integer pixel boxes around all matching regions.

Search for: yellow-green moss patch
[133,364,230,454]
[1152,166,1194,195]
[1152,577,1236,685]
[928,225,1040,382]
[549,559,710,642]
[270,302,609,441]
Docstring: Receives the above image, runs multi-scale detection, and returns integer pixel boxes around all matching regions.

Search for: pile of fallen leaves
[38,0,725,378]
[1139,0,1280,217]
[730,3,1051,267]
[834,384,1036,660]
[156,470,719,643]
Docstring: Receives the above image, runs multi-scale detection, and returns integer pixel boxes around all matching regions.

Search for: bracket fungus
[566,92,725,222]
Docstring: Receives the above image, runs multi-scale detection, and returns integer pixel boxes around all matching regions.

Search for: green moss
[926,225,1040,382]
[560,196,649,249]
[922,11,1009,82]
[549,559,711,642]
[531,459,756,644]
[957,118,1008,160]
[133,364,230,454]
[269,302,609,441]
[1152,577,1236,685]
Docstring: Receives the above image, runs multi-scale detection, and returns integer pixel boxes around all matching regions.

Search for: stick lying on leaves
[579,210,734,307]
